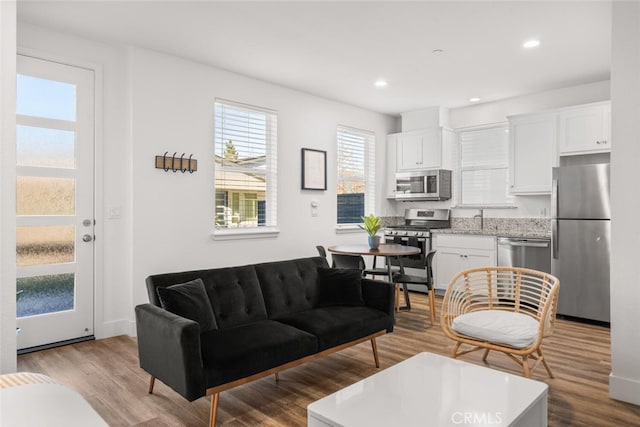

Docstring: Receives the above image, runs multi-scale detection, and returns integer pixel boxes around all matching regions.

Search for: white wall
[609,1,640,406]
[0,0,17,373]
[129,47,397,310]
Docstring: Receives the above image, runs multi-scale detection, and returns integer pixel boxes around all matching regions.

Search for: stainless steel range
[383,208,450,269]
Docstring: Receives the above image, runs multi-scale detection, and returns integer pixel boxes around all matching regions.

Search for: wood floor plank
[17,293,640,426]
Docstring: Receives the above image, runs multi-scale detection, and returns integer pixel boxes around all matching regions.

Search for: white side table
[308,352,548,427]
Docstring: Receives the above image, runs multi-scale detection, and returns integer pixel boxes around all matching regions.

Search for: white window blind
[336,126,375,224]
[458,125,513,206]
[214,100,277,231]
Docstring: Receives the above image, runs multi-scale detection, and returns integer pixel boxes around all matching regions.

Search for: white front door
[16,54,95,351]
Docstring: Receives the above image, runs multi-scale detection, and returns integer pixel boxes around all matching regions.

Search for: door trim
[17,46,106,339]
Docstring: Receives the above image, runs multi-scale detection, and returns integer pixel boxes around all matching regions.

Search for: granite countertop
[431,228,551,239]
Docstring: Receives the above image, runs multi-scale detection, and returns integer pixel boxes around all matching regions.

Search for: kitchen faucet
[474,209,484,230]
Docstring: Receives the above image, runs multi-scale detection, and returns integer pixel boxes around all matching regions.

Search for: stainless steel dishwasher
[497,237,551,274]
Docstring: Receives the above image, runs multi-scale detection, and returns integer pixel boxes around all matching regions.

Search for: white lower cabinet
[434,234,497,290]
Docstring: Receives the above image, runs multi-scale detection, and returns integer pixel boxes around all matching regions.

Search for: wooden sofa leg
[370,338,380,368]
[274,372,280,382]
[148,376,155,394]
[209,393,220,427]
[428,291,436,325]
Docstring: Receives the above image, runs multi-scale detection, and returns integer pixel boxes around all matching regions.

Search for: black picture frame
[301,148,327,190]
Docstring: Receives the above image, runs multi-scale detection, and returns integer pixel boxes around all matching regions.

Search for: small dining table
[327,243,421,310]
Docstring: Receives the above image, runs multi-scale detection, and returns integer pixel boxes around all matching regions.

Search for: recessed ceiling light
[374,79,387,88]
[432,49,444,55]
[469,97,481,103]
[523,39,540,49]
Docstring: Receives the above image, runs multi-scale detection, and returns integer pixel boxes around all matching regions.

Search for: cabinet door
[559,102,610,155]
[509,114,557,195]
[435,249,464,290]
[397,133,424,170]
[418,127,442,169]
[385,134,398,199]
[396,128,442,171]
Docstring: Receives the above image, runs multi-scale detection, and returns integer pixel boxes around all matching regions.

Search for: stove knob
[401,231,408,236]
[416,232,423,237]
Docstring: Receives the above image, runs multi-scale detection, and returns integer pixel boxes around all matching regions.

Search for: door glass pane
[16,225,75,267]
[17,273,75,318]
[17,176,75,215]
[17,125,75,168]
[17,74,76,121]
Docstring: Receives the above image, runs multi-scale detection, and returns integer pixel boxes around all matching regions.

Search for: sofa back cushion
[156,278,218,332]
[316,268,364,307]
[255,256,329,319]
[146,265,268,329]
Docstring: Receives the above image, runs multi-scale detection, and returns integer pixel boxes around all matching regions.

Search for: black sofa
[135,256,395,426]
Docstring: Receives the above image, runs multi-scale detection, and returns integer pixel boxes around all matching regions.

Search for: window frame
[213,99,279,239]
[336,125,376,231]
[456,123,515,208]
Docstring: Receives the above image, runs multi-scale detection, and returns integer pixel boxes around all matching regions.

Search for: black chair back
[332,254,366,271]
[316,245,327,258]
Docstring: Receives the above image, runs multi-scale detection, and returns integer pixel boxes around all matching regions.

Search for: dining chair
[362,255,399,280]
[392,249,437,325]
[316,245,365,270]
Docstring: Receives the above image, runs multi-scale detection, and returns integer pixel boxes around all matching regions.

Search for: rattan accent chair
[440,266,560,378]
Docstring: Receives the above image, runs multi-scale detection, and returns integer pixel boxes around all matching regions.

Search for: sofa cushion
[316,268,364,307]
[451,310,539,348]
[255,256,329,319]
[156,278,217,332]
[200,320,317,387]
[204,266,268,329]
[275,306,390,351]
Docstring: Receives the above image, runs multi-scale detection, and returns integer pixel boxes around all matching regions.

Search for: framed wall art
[301,148,327,190]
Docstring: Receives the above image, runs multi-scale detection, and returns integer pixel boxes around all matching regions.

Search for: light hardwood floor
[17,293,640,426]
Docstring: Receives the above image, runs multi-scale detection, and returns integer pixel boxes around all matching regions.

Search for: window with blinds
[336,126,376,224]
[214,100,277,231]
[458,124,514,206]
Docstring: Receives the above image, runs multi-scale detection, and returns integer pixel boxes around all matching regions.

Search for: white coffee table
[308,352,548,427]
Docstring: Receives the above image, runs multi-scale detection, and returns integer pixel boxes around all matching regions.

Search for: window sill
[212,227,280,241]
[335,225,363,234]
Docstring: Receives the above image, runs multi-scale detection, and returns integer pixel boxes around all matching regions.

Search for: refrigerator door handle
[551,178,558,219]
[552,220,558,259]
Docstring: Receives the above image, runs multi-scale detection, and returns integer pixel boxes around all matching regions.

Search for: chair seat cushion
[451,310,539,348]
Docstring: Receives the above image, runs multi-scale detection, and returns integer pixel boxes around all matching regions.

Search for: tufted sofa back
[145,256,330,330]
[254,256,329,319]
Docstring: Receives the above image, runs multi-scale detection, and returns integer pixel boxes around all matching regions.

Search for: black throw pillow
[156,278,218,332]
[316,267,364,307]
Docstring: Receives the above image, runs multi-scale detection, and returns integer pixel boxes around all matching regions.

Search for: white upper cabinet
[385,134,398,199]
[559,101,611,155]
[508,113,558,195]
[396,127,452,172]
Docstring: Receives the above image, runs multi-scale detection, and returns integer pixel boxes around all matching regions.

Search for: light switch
[311,200,319,217]
[108,206,121,219]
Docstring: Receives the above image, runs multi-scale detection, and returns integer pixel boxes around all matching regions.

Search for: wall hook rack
[155,152,198,174]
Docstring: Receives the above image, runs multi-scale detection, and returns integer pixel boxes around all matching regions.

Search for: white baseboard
[95,319,136,339]
[609,373,640,405]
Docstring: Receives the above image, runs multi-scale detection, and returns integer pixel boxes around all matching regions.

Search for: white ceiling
[17,1,612,116]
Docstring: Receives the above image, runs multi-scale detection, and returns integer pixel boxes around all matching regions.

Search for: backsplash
[380,216,551,238]
[448,217,551,237]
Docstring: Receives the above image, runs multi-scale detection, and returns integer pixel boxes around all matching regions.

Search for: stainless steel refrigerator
[552,163,610,323]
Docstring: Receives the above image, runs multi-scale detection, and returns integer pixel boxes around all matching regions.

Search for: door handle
[82,234,93,242]
[552,220,558,259]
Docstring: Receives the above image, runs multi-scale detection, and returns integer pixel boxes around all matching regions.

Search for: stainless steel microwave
[395,169,452,201]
